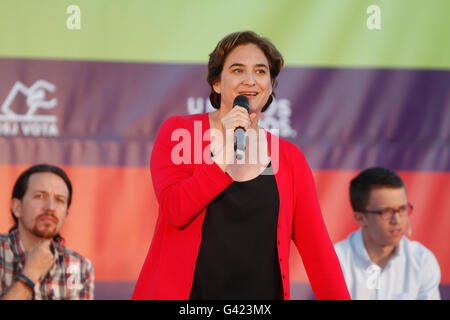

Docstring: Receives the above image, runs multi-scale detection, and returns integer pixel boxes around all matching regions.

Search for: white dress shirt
[334,228,441,300]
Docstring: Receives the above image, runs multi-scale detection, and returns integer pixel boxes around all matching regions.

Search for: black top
[190,163,281,300]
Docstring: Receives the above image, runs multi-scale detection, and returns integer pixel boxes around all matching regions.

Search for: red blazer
[132,113,350,300]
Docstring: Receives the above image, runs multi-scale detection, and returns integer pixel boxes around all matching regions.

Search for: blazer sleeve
[291,148,351,300]
[150,116,233,229]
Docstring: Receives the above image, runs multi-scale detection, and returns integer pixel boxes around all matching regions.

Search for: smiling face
[355,187,409,248]
[212,43,273,114]
[12,172,69,240]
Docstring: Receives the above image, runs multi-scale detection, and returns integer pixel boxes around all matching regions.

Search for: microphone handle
[234,127,246,160]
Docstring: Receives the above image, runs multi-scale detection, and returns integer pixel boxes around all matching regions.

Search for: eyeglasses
[361,203,413,221]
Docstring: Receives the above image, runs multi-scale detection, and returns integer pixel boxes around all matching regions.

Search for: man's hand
[22,241,55,282]
[0,241,55,300]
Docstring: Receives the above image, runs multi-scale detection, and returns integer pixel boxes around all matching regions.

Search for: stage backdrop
[0,0,449,299]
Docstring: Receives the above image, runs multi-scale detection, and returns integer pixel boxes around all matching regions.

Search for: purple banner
[0,58,449,171]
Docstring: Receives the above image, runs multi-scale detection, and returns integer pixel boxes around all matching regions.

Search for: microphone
[233,95,250,160]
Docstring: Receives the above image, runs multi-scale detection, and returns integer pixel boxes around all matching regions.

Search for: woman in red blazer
[132,31,350,300]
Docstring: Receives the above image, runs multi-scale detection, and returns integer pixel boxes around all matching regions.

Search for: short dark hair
[207,30,284,112]
[349,167,405,212]
[10,164,72,243]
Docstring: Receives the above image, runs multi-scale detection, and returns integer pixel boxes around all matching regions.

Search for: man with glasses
[334,167,441,299]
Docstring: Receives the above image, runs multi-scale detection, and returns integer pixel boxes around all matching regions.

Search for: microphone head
[233,95,250,112]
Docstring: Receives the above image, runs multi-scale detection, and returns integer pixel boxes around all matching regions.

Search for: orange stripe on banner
[1,166,449,284]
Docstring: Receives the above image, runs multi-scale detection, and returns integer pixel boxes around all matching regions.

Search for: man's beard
[31,214,59,239]
[31,226,57,239]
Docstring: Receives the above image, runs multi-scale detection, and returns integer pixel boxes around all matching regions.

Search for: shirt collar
[353,227,404,266]
[353,228,372,265]
[9,229,26,265]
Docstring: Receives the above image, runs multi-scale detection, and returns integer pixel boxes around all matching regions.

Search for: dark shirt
[190,163,281,299]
